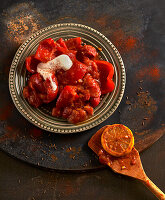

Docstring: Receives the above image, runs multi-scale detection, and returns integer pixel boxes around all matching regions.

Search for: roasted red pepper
[94,60,115,94]
[65,60,87,83]
[65,37,82,50]
[23,73,58,107]
[55,86,79,109]
[83,57,100,79]
[25,55,40,74]
[90,96,100,108]
[34,38,57,63]
[77,45,98,58]
[56,38,68,50]
[83,74,101,98]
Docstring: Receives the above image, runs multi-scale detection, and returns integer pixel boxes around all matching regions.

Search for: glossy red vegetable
[95,60,115,94]
[56,38,68,50]
[65,37,82,50]
[77,45,98,58]
[52,85,79,119]
[90,96,100,108]
[83,74,101,98]
[24,37,115,124]
[25,55,40,74]
[55,86,79,109]
[34,38,57,63]
[83,57,99,79]
[65,60,87,83]
[23,73,58,107]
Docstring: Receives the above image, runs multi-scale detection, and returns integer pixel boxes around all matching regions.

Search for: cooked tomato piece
[67,108,87,123]
[66,105,94,124]
[62,107,73,119]
[52,85,94,123]
[83,74,101,98]
[23,86,42,107]
[65,60,87,83]
[90,96,100,107]
[83,105,93,115]
[77,45,98,58]
[51,107,62,117]
[23,73,58,107]
[25,55,40,74]
[55,86,79,109]
[83,57,99,79]
[28,73,46,92]
[65,51,77,61]
[95,60,115,94]
[23,86,29,98]
[43,74,58,103]
[54,46,67,56]
[34,38,57,62]
[65,37,82,50]
[56,38,68,50]
[77,86,90,101]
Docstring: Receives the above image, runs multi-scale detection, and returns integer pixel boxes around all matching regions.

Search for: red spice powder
[96,15,108,28]
[6,14,40,44]
[112,19,121,29]
[136,65,160,81]
[149,66,160,80]
[3,3,42,44]
[111,30,138,54]
[110,20,138,54]
[125,37,137,52]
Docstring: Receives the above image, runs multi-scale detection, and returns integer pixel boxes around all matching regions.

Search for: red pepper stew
[23,37,115,123]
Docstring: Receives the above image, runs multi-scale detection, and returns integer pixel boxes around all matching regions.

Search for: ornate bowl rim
[9,23,126,134]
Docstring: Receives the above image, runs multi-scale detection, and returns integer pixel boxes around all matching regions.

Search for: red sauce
[23,37,115,123]
[98,148,136,170]
[98,149,113,166]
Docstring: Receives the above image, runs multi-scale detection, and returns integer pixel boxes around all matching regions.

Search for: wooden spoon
[88,126,165,200]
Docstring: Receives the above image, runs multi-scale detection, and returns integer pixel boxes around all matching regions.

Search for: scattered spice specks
[136,65,161,81]
[51,154,57,162]
[66,146,82,159]
[121,91,157,132]
[2,3,46,44]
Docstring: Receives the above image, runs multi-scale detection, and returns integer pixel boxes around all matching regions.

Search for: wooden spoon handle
[142,177,165,200]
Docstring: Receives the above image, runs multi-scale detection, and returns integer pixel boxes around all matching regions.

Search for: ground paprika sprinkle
[136,65,160,81]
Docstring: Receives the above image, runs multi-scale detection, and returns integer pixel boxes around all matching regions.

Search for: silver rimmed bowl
[9,23,126,134]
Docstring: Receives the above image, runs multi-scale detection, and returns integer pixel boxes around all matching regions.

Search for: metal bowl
[9,23,126,134]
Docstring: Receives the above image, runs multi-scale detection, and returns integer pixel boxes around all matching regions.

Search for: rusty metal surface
[0,0,165,199]
[0,1,165,170]
[0,0,164,173]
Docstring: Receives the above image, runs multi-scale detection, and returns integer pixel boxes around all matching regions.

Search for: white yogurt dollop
[37,54,73,91]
